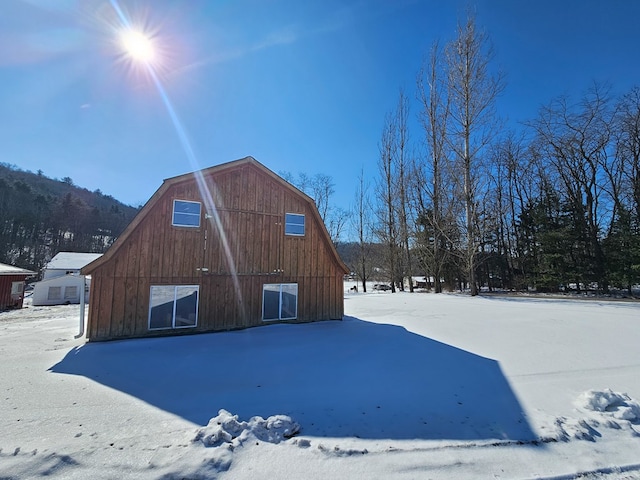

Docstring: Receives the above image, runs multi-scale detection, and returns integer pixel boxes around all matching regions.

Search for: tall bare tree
[351,168,373,292]
[417,40,451,293]
[376,112,400,292]
[445,14,505,295]
[393,89,415,292]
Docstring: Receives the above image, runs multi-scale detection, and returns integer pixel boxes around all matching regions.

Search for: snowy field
[1,290,640,479]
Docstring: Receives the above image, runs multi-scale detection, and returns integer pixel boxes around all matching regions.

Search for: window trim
[262,283,298,321]
[284,213,305,236]
[148,285,199,331]
[172,199,202,228]
[64,286,78,300]
[48,286,62,301]
[11,281,23,295]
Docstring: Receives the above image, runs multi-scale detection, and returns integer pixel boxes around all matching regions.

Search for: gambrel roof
[83,156,348,275]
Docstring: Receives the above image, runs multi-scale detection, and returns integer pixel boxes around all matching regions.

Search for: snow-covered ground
[1,290,639,479]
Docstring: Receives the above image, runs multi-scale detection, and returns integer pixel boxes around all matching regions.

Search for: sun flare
[119,28,156,65]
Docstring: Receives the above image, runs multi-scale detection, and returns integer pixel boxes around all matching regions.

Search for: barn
[0,262,35,310]
[81,157,349,341]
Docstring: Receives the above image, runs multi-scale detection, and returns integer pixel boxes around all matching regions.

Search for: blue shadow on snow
[50,316,536,441]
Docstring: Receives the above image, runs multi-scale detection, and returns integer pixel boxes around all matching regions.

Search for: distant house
[0,262,35,310]
[82,157,349,341]
[32,252,102,306]
[41,252,103,280]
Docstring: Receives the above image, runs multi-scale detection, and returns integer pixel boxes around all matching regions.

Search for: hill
[0,162,139,273]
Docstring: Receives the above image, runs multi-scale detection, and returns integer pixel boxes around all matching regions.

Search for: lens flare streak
[109,0,246,319]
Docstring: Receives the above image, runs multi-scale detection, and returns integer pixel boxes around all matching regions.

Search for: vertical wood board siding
[86,160,347,341]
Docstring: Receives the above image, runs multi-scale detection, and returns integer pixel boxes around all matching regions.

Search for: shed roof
[0,262,36,276]
[46,252,103,271]
[83,156,348,275]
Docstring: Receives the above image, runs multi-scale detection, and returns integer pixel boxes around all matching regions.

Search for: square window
[64,286,78,299]
[285,213,305,236]
[172,200,201,227]
[11,282,23,295]
[262,283,298,321]
[48,286,62,300]
[149,285,199,330]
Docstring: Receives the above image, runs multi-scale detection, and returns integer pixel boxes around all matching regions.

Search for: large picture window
[149,285,199,330]
[262,283,298,321]
[172,200,201,227]
[285,213,305,236]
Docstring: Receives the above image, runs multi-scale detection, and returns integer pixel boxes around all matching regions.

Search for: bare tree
[530,83,615,291]
[416,40,451,293]
[394,89,415,292]
[351,168,373,292]
[489,133,542,289]
[309,173,333,222]
[327,206,350,246]
[445,14,505,295]
[375,112,400,292]
[280,171,346,244]
[616,86,640,221]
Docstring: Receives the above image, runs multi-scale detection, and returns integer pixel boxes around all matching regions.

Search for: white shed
[42,252,103,280]
[32,275,90,306]
[32,252,100,306]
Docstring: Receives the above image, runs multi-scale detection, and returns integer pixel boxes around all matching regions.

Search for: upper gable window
[172,200,201,227]
[285,213,305,236]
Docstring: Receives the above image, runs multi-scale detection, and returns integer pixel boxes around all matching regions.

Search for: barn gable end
[82,157,348,341]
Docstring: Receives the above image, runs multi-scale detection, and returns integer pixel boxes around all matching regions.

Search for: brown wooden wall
[87,163,346,341]
[0,275,27,310]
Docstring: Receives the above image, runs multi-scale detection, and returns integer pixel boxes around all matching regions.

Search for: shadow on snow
[50,316,536,441]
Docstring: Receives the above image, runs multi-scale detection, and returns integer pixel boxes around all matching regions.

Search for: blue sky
[2,0,640,213]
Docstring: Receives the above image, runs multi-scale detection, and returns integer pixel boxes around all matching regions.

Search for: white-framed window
[11,282,23,295]
[148,285,199,330]
[64,286,78,300]
[262,283,298,321]
[285,213,305,236]
[172,199,201,228]
[48,286,62,301]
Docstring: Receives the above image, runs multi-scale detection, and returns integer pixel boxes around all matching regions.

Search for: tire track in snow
[522,462,640,480]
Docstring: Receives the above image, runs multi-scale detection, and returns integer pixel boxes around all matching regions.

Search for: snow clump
[576,389,640,422]
[194,409,300,448]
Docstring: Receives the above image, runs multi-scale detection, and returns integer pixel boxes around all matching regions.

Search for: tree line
[350,14,640,296]
[0,163,139,274]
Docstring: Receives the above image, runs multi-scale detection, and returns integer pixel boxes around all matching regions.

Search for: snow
[577,389,640,423]
[194,409,300,447]
[1,291,640,479]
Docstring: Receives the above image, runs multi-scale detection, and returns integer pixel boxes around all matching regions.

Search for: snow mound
[194,409,300,448]
[576,389,640,422]
[550,416,601,442]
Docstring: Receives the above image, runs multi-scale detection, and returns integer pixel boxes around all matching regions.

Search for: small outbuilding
[82,157,349,341]
[32,252,102,306]
[32,275,90,306]
[0,262,36,310]
[41,252,103,280]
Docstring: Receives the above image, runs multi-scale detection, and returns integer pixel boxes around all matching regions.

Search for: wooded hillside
[0,163,139,274]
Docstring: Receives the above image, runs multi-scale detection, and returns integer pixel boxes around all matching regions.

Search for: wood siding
[0,275,28,310]
[85,160,347,341]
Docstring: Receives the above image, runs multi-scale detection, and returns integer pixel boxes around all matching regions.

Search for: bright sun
[120,29,156,65]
